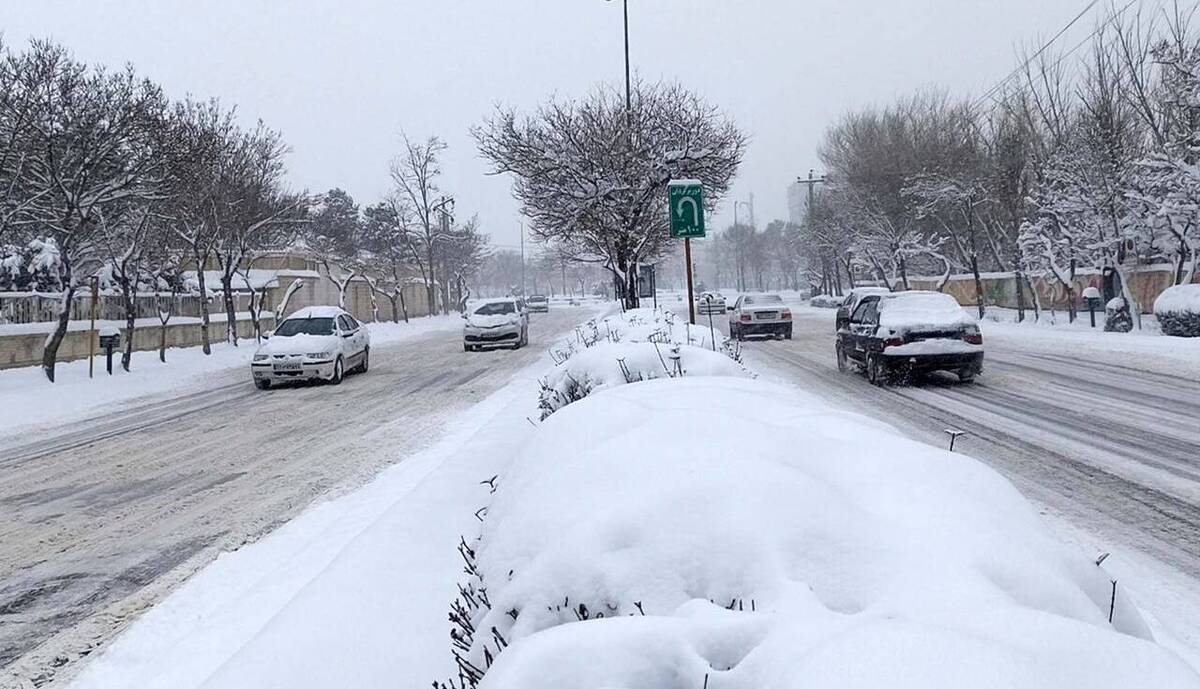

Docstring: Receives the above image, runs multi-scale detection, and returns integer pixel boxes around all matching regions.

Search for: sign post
[668,180,705,324]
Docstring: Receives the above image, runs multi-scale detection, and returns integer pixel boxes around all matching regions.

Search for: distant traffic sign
[668,180,705,239]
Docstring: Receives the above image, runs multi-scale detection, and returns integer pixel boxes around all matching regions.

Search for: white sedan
[463,298,529,351]
[251,306,370,389]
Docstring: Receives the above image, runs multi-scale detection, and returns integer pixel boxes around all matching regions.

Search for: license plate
[756,312,777,320]
[273,362,301,372]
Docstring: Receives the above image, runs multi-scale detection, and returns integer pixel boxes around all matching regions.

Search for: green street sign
[668,180,705,239]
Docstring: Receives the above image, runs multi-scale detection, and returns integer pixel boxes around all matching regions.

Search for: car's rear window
[475,302,516,315]
[275,317,335,336]
[744,295,782,305]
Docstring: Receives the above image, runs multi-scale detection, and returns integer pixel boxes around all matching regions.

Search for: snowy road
[725,307,1200,660]
[0,307,593,687]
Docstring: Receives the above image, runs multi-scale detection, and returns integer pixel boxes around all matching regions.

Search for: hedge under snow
[462,377,1199,689]
[1154,283,1200,337]
[538,308,749,419]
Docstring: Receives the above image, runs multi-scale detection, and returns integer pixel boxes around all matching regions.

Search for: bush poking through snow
[1155,284,1200,337]
[1105,296,1134,332]
[537,309,750,419]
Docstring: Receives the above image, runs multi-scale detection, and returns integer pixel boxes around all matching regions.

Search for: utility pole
[797,170,827,291]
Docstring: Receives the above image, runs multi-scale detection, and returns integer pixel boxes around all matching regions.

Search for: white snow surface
[471,377,1200,689]
[0,316,462,440]
[539,308,748,417]
[882,338,983,356]
[878,291,977,332]
[1155,283,1200,314]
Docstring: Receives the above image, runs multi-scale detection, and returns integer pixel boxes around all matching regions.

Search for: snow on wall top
[471,377,1198,689]
[286,305,348,320]
[1155,283,1200,315]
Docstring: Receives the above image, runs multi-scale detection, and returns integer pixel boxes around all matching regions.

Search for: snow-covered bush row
[538,308,749,419]
[462,378,1199,689]
[808,293,841,308]
[1155,283,1200,337]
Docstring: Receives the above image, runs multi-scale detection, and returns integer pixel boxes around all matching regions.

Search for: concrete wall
[269,276,440,323]
[907,266,1199,312]
[0,316,272,370]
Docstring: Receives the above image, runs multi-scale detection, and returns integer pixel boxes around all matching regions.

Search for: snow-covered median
[459,377,1199,689]
[538,308,749,418]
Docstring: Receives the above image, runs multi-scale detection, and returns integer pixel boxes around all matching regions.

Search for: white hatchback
[251,306,370,389]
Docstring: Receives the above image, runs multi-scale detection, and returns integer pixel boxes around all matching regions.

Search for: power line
[971,0,1105,111]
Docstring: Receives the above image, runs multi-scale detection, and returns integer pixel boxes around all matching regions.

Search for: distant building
[787,181,809,226]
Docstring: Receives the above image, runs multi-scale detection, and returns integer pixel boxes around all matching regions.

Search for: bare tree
[212,122,301,345]
[390,134,452,316]
[7,41,168,381]
[475,80,746,309]
[165,98,239,355]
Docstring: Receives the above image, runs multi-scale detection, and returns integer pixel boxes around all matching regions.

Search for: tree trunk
[970,254,985,319]
[42,283,77,383]
[1067,258,1077,323]
[194,251,212,355]
[1015,270,1026,323]
[121,282,136,372]
[388,294,401,323]
[398,287,410,323]
[221,273,238,345]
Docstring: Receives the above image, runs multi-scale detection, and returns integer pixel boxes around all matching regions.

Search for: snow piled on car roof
[467,377,1199,689]
[879,291,976,330]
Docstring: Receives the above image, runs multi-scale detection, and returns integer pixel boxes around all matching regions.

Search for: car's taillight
[883,336,904,349]
[740,314,751,322]
[962,327,983,345]
[781,309,792,320]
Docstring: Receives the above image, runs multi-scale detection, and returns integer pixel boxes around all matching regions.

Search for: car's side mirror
[461,313,468,319]
[263,330,272,340]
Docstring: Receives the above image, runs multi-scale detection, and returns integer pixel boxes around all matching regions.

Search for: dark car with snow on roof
[835,291,983,384]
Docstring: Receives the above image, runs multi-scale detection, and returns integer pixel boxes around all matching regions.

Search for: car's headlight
[306,351,333,359]
[253,354,269,362]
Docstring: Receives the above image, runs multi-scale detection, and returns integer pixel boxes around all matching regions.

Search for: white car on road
[251,306,370,389]
[729,293,792,340]
[463,298,529,351]
[695,292,726,315]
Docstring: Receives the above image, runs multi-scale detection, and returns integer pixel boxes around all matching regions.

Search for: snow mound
[539,309,748,418]
[1155,284,1200,337]
[468,377,1199,689]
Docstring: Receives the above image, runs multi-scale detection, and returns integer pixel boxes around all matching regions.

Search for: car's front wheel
[958,368,977,384]
[255,379,271,390]
[836,343,848,373]
[358,347,370,374]
[330,356,344,385]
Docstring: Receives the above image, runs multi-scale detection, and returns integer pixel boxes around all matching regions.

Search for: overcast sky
[2,1,1117,250]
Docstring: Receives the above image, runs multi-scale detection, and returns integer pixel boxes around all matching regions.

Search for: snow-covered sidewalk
[0,316,463,440]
